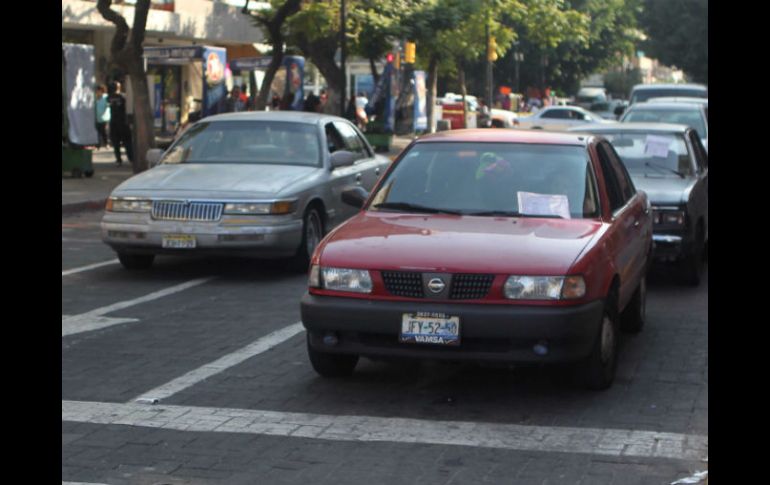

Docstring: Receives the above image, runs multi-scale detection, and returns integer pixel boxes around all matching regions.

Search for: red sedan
[301,129,652,390]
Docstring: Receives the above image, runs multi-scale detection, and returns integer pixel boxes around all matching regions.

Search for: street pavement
[62,138,707,484]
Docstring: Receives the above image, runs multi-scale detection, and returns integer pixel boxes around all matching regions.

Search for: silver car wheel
[305,210,322,257]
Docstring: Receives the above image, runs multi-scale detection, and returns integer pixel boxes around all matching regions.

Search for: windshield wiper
[465,210,564,218]
[372,202,463,215]
[645,162,685,179]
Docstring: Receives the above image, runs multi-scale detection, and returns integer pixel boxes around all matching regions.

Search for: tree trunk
[254,48,284,111]
[97,0,155,174]
[426,53,438,133]
[369,57,380,86]
[296,36,344,116]
[127,63,154,173]
[247,0,302,111]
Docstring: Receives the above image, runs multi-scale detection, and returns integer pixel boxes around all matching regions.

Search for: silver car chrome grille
[151,201,223,222]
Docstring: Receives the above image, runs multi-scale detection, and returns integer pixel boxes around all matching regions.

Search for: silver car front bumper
[101,213,303,258]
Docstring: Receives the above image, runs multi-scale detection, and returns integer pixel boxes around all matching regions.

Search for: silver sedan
[101,111,391,270]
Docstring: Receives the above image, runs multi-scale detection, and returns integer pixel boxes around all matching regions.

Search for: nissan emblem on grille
[428,278,446,293]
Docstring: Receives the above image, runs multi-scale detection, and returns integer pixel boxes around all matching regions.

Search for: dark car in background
[301,129,652,390]
[570,123,708,285]
[628,83,708,105]
[620,102,708,151]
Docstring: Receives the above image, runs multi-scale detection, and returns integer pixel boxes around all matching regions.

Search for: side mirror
[613,105,626,117]
[341,186,369,208]
[146,148,164,167]
[330,150,358,169]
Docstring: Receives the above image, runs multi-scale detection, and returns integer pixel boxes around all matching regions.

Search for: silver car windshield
[601,133,692,178]
[161,120,322,167]
[369,142,600,219]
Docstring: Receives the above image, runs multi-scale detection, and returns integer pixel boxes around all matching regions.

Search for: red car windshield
[369,142,600,219]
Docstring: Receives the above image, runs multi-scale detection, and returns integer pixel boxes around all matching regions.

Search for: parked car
[628,83,707,105]
[489,108,519,128]
[569,123,708,285]
[646,97,708,108]
[515,105,615,131]
[590,100,629,120]
[574,87,607,110]
[101,111,392,270]
[301,129,652,390]
[619,101,708,151]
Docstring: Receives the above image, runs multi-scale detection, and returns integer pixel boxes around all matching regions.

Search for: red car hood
[319,212,603,274]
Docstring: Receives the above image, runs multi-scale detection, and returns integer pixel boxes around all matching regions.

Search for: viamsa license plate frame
[400,312,460,346]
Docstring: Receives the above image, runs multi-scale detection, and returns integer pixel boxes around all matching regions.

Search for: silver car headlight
[504,275,586,300]
[106,197,152,213]
[223,201,297,215]
[315,267,373,293]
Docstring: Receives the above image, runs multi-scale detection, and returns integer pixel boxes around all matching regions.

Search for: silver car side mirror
[329,150,358,170]
[146,148,164,168]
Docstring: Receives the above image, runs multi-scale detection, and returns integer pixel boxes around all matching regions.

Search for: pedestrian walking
[107,81,133,166]
[224,86,247,113]
[355,92,369,130]
[94,84,110,149]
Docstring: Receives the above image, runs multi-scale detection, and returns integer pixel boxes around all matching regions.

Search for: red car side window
[596,143,625,212]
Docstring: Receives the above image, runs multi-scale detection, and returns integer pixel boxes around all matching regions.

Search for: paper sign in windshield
[518,192,571,219]
[644,135,671,158]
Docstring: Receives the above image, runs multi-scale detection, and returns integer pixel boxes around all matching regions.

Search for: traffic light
[487,36,498,62]
[404,41,416,64]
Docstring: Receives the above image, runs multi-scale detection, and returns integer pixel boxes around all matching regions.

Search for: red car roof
[415,129,589,146]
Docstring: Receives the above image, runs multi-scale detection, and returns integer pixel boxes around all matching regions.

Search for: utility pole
[340,0,346,116]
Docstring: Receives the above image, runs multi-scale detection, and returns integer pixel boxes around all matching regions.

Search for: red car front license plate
[400,312,460,346]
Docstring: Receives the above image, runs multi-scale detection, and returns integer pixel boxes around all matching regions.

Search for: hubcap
[600,315,615,364]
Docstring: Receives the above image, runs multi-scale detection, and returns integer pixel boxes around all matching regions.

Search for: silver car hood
[112,163,321,199]
[631,175,696,206]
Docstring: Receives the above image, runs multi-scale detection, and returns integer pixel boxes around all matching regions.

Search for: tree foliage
[638,0,707,83]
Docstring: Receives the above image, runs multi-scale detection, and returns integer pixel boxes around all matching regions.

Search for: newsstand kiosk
[229,55,305,110]
[143,46,227,141]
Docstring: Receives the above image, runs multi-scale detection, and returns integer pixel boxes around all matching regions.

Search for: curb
[62,198,107,215]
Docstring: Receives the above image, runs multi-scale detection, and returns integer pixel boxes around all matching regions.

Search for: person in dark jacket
[107,81,134,166]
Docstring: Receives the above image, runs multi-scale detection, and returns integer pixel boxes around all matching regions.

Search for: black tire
[289,206,323,272]
[84,169,94,178]
[621,276,646,333]
[307,335,358,377]
[576,296,619,390]
[682,226,704,286]
[118,252,155,270]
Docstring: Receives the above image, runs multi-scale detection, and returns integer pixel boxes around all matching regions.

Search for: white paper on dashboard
[517,192,571,219]
[644,135,672,158]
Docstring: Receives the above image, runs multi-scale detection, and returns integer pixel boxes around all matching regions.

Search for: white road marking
[62,277,214,337]
[62,482,110,485]
[133,322,304,403]
[62,399,708,461]
[62,259,119,276]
